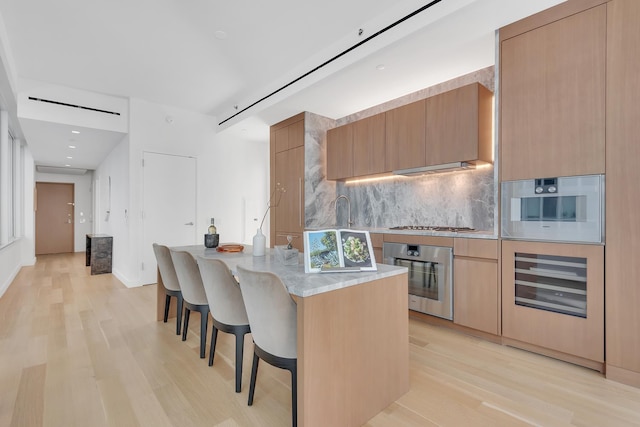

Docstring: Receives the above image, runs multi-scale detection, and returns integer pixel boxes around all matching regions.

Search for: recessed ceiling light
[215,30,227,40]
[376,64,386,71]
[65,164,71,167]
[68,145,76,149]
[71,130,80,134]
[66,156,73,159]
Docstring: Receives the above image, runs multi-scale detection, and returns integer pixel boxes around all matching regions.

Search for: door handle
[185,222,194,226]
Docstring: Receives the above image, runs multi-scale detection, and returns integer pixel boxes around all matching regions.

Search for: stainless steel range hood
[392,161,475,176]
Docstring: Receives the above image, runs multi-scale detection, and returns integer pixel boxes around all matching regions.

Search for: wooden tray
[216,244,244,253]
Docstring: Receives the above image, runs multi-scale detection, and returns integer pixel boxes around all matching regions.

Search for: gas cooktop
[389,225,475,232]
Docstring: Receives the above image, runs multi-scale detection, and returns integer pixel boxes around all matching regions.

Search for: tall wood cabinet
[500,1,607,181]
[605,0,640,387]
[499,0,640,387]
[270,113,305,251]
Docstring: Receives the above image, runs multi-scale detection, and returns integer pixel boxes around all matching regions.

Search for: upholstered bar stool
[196,257,251,393]
[170,250,210,358]
[152,243,184,335]
[236,266,298,427]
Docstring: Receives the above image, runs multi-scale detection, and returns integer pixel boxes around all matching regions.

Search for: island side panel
[297,273,409,427]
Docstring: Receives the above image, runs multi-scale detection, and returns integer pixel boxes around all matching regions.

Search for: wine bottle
[208,218,217,234]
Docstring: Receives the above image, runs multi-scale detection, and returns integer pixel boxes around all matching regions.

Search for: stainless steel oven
[383,242,453,320]
[501,174,604,244]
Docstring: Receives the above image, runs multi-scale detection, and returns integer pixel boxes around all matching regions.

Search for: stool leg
[235,331,245,393]
[182,309,190,341]
[176,294,183,335]
[208,326,219,366]
[248,352,259,405]
[163,294,171,323]
[199,310,208,358]
[291,364,298,427]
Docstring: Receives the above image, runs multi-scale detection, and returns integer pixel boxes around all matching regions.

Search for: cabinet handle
[299,177,302,227]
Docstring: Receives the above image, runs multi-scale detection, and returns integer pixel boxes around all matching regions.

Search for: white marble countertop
[171,244,407,298]
[305,227,498,239]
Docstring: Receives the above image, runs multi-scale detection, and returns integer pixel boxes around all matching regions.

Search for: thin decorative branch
[259,183,286,230]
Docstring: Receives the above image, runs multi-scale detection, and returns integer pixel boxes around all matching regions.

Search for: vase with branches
[253,183,286,256]
[259,182,286,231]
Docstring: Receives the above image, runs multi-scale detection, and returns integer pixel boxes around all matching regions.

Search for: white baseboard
[112,269,142,288]
[0,263,21,299]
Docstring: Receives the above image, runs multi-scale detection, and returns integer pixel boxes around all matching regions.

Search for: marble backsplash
[303,66,498,234]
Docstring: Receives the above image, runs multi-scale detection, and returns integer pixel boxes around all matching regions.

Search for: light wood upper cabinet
[326,122,353,180]
[327,82,494,180]
[385,99,426,172]
[500,3,606,181]
[353,113,386,176]
[275,114,305,153]
[325,112,386,180]
[426,83,493,167]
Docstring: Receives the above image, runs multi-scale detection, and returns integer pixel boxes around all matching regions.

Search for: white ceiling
[0,0,565,170]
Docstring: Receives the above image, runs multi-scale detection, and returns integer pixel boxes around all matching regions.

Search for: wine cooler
[502,240,604,368]
[514,253,587,318]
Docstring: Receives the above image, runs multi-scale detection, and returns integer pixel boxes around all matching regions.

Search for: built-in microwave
[501,174,604,244]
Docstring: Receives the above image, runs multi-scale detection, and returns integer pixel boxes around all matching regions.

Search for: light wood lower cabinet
[453,239,499,335]
[501,240,604,368]
[370,232,383,265]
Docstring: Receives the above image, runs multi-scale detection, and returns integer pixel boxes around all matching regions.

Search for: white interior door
[141,152,197,284]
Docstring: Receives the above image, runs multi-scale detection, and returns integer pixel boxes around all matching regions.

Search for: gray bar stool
[236,265,298,427]
[152,243,183,335]
[196,257,251,393]
[170,250,210,358]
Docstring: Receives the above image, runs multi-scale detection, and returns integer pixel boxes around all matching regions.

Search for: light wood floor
[2,252,640,427]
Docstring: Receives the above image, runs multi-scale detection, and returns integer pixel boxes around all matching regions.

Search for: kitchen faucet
[334,194,353,228]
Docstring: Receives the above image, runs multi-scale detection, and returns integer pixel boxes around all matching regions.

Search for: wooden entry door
[36,182,74,255]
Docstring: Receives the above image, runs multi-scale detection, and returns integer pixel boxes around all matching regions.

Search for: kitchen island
[156,245,409,427]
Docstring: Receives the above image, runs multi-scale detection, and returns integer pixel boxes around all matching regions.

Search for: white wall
[21,147,35,265]
[200,128,270,245]
[0,145,34,297]
[93,98,215,286]
[35,170,94,252]
[94,135,131,284]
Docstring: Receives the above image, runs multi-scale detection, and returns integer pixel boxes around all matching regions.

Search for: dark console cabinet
[86,234,113,275]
